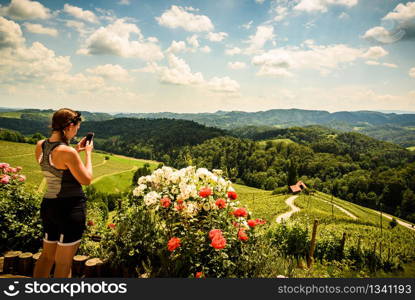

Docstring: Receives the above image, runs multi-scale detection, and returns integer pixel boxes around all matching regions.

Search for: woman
[33,108,93,278]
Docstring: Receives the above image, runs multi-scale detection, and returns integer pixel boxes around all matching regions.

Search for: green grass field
[407,146,415,151]
[0,140,158,193]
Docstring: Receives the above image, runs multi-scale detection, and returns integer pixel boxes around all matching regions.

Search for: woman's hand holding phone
[76,133,94,153]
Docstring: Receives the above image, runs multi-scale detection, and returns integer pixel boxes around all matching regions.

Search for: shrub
[0,163,42,253]
[100,166,268,277]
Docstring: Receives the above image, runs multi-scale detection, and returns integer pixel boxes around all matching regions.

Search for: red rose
[107,223,116,229]
[255,218,266,225]
[247,219,257,227]
[215,198,227,209]
[160,197,171,208]
[195,272,204,278]
[199,187,212,198]
[238,228,249,241]
[233,221,239,228]
[87,220,95,226]
[209,229,223,240]
[177,199,184,204]
[167,237,181,252]
[233,207,248,218]
[227,191,237,200]
[211,235,226,249]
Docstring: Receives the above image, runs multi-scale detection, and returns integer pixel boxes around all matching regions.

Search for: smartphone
[82,132,94,147]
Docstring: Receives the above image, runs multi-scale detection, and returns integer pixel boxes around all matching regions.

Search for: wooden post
[340,233,347,256]
[84,258,104,278]
[72,255,89,278]
[3,251,22,274]
[31,252,41,277]
[18,252,33,276]
[307,219,319,268]
[0,256,4,273]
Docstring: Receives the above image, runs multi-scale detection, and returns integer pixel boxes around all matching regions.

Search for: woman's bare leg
[33,241,57,278]
[53,242,80,278]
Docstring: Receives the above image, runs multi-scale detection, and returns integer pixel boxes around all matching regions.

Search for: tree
[132,163,152,186]
[287,159,298,186]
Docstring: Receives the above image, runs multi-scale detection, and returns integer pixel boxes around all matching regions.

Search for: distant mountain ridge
[1,107,415,147]
[114,109,415,129]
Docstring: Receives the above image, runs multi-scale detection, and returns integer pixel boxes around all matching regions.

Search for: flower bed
[100,166,268,277]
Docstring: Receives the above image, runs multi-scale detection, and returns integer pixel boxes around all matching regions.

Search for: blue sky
[0,0,414,113]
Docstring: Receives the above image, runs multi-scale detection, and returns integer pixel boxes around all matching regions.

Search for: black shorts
[40,196,87,245]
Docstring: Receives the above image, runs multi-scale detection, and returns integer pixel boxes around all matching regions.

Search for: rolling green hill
[235,184,415,277]
[0,140,158,193]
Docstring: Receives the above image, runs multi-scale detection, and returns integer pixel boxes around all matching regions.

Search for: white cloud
[363,2,415,44]
[228,61,247,70]
[0,16,25,48]
[255,0,266,4]
[23,23,57,37]
[0,0,51,20]
[410,67,415,78]
[361,26,398,43]
[384,2,415,22]
[63,4,98,24]
[274,6,289,21]
[65,20,88,36]
[382,62,397,68]
[362,46,388,59]
[294,0,358,13]
[245,25,275,54]
[0,42,72,82]
[186,34,199,48]
[207,76,240,93]
[86,64,130,81]
[78,19,163,61]
[252,43,363,77]
[156,5,214,32]
[200,45,211,53]
[167,40,187,53]
[242,20,253,30]
[365,60,380,66]
[144,54,205,86]
[365,61,397,68]
[225,47,242,56]
[118,0,130,5]
[140,54,239,93]
[206,31,228,42]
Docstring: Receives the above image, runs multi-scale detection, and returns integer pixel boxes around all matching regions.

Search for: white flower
[196,167,211,179]
[138,176,147,184]
[185,202,199,216]
[133,184,147,197]
[143,191,160,206]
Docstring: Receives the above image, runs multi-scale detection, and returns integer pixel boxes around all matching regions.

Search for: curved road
[276,195,300,223]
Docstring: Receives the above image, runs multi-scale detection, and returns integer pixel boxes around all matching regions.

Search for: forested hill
[115,109,415,128]
[0,117,226,160]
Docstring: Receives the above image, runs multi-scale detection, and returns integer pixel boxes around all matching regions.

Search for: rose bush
[102,166,268,277]
[0,163,42,253]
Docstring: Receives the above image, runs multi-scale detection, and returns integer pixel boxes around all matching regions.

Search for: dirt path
[316,197,357,220]
[372,210,415,232]
[276,195,299,223]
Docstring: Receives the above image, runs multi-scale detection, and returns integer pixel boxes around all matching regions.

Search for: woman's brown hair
[50,108,82,145]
